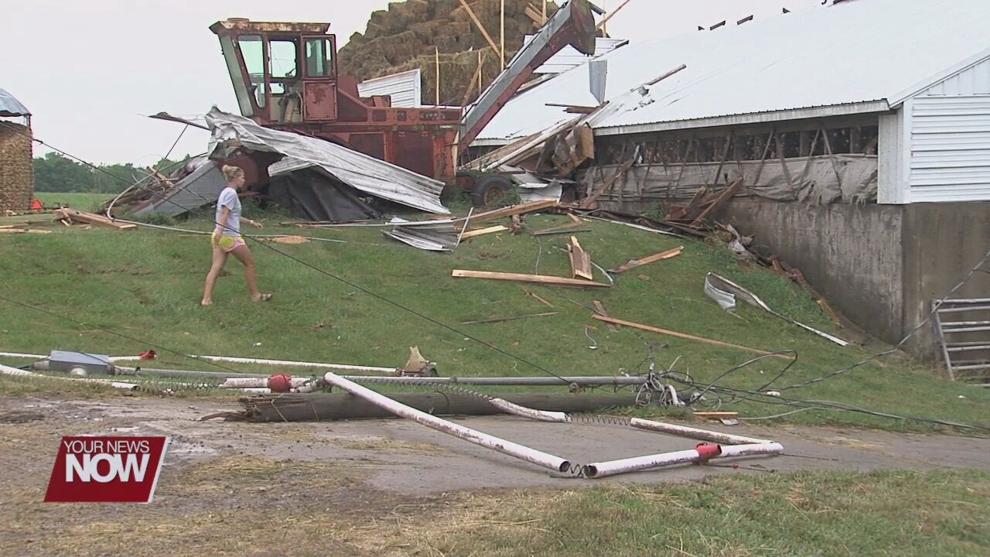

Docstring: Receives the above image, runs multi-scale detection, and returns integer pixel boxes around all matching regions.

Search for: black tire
[471,175,513,207]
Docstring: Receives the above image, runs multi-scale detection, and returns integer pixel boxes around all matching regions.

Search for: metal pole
[323,372,572,472]
[435,46,441,106]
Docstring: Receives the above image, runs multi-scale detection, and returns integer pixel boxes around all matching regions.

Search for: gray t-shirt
[215,187,241,237]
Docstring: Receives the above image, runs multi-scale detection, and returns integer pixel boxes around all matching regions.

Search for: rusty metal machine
[210,0,595,203]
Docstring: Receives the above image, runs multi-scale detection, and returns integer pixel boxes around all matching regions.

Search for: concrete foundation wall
[722,199,905,345]
[598,196,990,361]
[901,202,990,355]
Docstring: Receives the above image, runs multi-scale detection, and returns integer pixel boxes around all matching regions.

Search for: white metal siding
[357,69,422,108]
[909,95,990,202]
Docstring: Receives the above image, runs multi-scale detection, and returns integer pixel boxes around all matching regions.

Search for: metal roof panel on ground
[0,89,30,117]
[477,0,990,143]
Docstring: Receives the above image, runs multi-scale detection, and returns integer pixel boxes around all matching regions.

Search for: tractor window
[269,39,298,80]
[305,38,335,77]
[238,35,266,108]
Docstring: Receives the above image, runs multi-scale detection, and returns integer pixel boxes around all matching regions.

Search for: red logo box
[44,436,169,503]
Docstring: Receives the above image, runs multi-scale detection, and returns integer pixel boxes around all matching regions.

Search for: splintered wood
[609,246,683,273]
[567,236,593,280]
[53,208,136,230]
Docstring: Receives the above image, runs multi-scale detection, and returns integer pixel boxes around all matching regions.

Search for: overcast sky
[0,0,821,165]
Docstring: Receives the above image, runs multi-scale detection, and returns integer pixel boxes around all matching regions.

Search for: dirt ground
[2,394,989,555]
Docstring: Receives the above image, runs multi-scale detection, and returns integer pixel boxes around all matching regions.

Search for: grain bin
[0,88,33,214]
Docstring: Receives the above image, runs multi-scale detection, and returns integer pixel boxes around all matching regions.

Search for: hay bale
[0,122,33,213]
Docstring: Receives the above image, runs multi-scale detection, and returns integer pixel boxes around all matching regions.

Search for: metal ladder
[934,298,990,385]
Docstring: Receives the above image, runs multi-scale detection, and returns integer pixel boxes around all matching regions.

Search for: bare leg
[231,244,268,301]
[201,245,229,305]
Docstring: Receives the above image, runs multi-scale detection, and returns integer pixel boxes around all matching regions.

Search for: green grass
[34,192,112,211]
[413,470,990,557]
[0,212,987,431]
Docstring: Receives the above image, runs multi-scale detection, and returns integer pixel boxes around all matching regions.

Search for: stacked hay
[0,122,33,213]
[339,0,559,105]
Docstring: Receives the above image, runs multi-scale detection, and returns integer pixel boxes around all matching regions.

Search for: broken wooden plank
[461,311,559,325]
[609,246,684,274]
[690,178,743,227]
[453,269,610,288]
[468,200,559,225]
[592,314,791,359]
[567,213,583,224]
[567,236,594,280]
[0,228,52,234]
[592,300,620,332]
[460,225,509,240]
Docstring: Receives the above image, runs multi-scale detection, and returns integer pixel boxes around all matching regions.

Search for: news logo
[44,436,169,503]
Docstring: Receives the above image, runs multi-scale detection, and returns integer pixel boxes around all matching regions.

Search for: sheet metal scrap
[207,108,449,215]
[704,272,849,347]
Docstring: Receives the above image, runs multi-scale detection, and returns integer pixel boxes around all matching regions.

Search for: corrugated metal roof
[357,69,422,108]
[532,36,629,75]
[478,0,990,142]
[0,89,30,117]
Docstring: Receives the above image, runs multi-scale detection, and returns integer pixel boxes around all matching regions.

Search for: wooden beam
[435,46,441,106]
[592,314,791,358]
[568,236,594,280]
[468,200,559,224]
[596,0,633,31]
[609,246,683,274]
[453,269,610,287]
[500,0,506,69]
[522,288,554,307]
[457,0,501,55]
[524,3,544,26]
[460,225,509,240]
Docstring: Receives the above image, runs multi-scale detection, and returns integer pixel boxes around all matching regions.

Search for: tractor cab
[210,19,339,124]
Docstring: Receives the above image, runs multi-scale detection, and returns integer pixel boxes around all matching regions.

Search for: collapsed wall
[0,122,33,213]
[339,0,559,105]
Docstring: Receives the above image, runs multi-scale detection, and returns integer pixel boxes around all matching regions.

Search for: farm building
[475,0,990,362]
[0,88,33,214]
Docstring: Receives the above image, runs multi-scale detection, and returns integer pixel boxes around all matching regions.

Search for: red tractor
[210,0,595,204]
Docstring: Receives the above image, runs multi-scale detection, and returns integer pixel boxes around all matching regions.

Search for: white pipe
[629,417,771,445]
[323,372,571,473]
[583,442,783,478]
[190,354,396,373]
[0,363,138,391]
[488,398,570,422]
[0,351,143,362]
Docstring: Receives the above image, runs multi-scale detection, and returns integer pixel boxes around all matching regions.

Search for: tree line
[33,152,192,193]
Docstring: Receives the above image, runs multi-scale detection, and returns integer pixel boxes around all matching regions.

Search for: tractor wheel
[471,176,513,207]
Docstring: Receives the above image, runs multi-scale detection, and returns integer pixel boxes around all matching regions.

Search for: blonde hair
[222,165,245,182]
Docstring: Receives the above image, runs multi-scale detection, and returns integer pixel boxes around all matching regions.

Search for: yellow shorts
[212,232,245,253]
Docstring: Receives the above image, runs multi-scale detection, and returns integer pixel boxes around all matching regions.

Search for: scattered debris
[462,312,559,325]
[704,273,849,347]
[591,314,791,358]
[609,245,684,274]
[592,301,621,332]
[453,269,610,288]
[399,346,438,377]
[53,208,135,230]
[567,236,593,280]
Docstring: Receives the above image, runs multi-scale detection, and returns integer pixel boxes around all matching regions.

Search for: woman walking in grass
[200,165,271,306]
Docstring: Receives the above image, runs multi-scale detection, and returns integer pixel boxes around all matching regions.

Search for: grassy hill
[0,209,986,431]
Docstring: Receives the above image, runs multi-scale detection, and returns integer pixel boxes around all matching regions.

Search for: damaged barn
[473,0,990,365]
